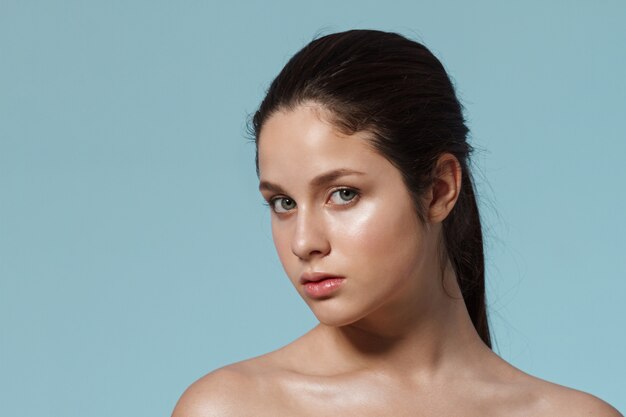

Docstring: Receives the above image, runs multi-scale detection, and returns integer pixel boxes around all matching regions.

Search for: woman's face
[258,104,441,328]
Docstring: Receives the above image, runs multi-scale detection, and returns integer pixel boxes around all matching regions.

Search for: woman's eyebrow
[258,180,286,194]
[259,169,365,193]
[309,168,365,188]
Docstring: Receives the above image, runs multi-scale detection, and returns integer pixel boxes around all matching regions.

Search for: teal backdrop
[1,1,624,415]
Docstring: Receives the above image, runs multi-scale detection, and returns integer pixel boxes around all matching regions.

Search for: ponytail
[443,166,491,347]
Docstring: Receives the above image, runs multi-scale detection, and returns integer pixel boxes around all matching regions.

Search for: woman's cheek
[331,196,424,268]
[271,219,296,271]
[328,199,388,253]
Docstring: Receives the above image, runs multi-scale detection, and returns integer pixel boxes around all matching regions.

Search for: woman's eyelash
[263,187,361,212]
[265,195,297,214]
[328,187,360,204]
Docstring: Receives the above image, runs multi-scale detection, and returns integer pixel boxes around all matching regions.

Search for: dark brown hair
[252,29,491,348]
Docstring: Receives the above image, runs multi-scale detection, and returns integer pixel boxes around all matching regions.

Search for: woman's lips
[300,273,345,298]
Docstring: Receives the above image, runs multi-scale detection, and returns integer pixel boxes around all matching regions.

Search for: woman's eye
[271,197,296,213]
[329,188,358,205]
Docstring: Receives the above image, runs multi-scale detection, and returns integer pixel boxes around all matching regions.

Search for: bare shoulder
[483,355,621,417]
[171,359,277,417]
[171,334,312,417]
[171,365,251,417]
[525,376,622,417]
[550,386,622,417]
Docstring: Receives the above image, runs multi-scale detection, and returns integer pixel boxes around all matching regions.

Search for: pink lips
[300,272,345,299]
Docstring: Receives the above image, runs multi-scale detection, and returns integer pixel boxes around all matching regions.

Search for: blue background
[1,1,624,415]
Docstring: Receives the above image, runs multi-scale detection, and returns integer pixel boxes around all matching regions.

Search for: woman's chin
[307,303,364,328]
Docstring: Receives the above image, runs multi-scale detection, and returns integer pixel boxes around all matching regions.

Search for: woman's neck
[301,266,490,379]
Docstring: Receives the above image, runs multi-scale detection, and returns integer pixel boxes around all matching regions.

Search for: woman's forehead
[257,106,388,181]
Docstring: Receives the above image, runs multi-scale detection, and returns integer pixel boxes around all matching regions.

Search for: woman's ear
[425,153,462,223]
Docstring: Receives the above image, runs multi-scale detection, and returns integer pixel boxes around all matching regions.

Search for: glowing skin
[259,107,431,326]
[172,104,624,417]
[258,104,442,331]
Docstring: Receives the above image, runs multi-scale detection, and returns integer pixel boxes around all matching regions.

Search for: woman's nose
[290,208,331,261]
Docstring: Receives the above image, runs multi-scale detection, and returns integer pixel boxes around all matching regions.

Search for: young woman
[173,30,621,417]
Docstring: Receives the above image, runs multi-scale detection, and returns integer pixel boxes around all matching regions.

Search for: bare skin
[172,104,622,417]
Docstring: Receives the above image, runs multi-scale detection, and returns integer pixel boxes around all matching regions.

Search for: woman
[173,30,621,416]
